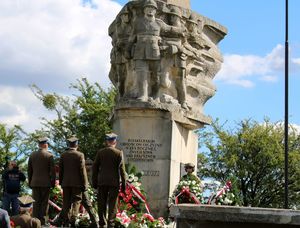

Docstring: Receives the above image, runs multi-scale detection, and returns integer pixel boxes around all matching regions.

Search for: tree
[198,118,300,208]
[31,78,116,159]
[0,123,30,193]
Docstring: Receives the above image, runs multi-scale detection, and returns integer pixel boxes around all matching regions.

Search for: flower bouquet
[207,181,236,205]
[171,178,203,204]
[115,164,166,227]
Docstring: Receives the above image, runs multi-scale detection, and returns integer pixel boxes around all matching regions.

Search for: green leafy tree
[31,78,116,159]
[0,123,30,194]
[198,118,300,208]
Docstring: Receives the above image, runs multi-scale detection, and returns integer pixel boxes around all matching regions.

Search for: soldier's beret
[67,136,79,143]
[37,137,48,144]
[105,132,118,141]
[184,162,195,168]
[18,195,35,208]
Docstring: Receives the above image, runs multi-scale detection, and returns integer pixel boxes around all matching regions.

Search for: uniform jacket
[130,18,169,60]
[2,167,26,194]
[92,146,126,188]
[28,149,55,187]
[59,148,88,189]
[11,211,41,228]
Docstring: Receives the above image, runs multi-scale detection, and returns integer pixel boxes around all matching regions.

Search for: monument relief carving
[109,0,227,124]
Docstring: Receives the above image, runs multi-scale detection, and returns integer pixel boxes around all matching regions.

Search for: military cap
[105,132,118,141]
[184,162,195,168]
[143,0,157,9]
[37,137,48,144]
[18,195,35,208]
[168,6,182,18]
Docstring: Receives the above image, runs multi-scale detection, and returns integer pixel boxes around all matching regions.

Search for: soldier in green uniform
[57,136,89,226]
[11,195,41,228]
[92,133,127,228]
[28,137,56,225]
[181,163,201,185]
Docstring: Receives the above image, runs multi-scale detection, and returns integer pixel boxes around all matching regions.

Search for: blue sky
[0,0,299,131]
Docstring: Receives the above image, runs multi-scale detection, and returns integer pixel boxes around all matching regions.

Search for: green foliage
[0,123,30,194]
[31,78,116,159]
[198,118,300,208]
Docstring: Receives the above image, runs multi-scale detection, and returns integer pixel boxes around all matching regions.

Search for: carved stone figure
[108,0,227,124]
[108,7,132,99]
[127,0,182,102]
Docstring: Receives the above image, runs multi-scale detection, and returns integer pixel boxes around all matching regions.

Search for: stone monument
[109,0,227,217]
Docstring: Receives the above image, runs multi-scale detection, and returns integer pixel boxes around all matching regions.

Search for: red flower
[132,200,138,206]
[10,220,15,227]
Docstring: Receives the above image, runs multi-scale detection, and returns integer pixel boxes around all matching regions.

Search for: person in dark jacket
[2,160,26,215]
[92,133,126,228]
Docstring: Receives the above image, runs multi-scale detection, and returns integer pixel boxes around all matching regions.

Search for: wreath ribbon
[175,186,200,204]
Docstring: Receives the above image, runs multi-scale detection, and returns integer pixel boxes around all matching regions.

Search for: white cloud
[0,0,121,92]
[0,86,56,132]
[0,0,121,131]
[216,44,300,87]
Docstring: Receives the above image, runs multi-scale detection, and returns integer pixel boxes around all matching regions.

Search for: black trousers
[97,185,119,227]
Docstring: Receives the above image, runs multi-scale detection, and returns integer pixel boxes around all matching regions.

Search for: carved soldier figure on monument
[164,6,200,109]
[115,7,132,99]
[127,0,184,102]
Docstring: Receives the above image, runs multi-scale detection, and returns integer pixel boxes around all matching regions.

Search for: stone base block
[113,108,202,217]
[170,204,300,228]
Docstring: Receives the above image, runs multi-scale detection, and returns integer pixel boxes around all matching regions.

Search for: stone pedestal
[113,108,202,217]
[170,204,300,228]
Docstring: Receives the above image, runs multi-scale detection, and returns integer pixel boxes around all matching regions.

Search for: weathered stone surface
[113,109,200,217]
[109,0,227,126]
[159,0,190,9]
[170,204,300,228]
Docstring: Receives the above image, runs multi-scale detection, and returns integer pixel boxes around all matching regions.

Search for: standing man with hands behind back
[58,136,89,226]
[28,137,56,226]
[92,133,127,228]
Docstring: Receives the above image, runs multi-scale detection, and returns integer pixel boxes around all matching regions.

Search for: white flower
[223,198,233,205]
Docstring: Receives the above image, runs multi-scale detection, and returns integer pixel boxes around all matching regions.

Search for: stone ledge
[169,204,300,226]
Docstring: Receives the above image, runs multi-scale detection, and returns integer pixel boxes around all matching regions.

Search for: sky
[0,0,299,133]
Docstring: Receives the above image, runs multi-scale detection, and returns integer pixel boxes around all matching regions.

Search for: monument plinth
[108,0,227,217]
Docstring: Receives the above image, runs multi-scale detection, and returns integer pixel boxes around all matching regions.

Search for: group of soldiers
[12,132,126,228]
[110,0,209,108]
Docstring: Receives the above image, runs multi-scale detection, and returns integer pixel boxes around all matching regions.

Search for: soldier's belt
[137,35,161,42]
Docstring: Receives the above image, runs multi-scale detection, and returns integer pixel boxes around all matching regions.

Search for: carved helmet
[188,13,198,24]
[120,6,130,15]
[143,0,158,9]
[168,6,182,18]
